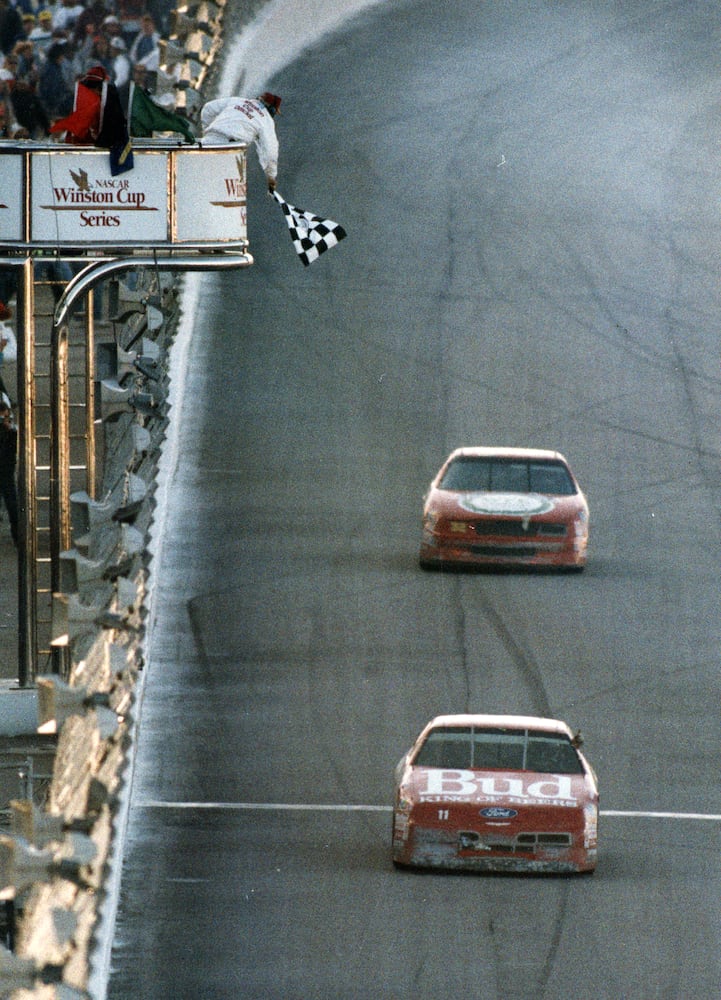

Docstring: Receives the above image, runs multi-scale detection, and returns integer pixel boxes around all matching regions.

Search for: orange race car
[392,714,599,873]
[419,447,589,570]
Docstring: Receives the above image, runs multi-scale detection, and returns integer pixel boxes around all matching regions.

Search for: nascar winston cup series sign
[0,142,249,248]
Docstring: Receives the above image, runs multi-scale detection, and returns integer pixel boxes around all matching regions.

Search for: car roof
[445,447,568,463]
[423,714,574,737]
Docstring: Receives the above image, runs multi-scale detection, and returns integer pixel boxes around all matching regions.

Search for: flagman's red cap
[260,92,281,114]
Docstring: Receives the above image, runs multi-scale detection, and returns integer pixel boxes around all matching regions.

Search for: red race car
[419,446,589,570]
[392,714,598,873]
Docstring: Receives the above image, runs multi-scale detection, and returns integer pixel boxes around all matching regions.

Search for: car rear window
[413,727,584,775]
[439,457,576,496]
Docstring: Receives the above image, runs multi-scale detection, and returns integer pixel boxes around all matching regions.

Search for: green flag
[129,83,195,142]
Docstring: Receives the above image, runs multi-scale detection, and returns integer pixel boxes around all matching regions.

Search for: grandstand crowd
[0,0,182,137]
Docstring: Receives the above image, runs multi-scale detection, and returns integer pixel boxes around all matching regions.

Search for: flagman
[200,92,281,192]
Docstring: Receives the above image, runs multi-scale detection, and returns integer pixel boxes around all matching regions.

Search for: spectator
[13,38,34,72]
[53,0,84,36]
[11,39,50,136]
[0,0,23,56]
[73,25,93,73]
[0,275,14,319]
[19,12,36,42]
[56,33,79,89]
[101,12,122,43]
[43,0,65,28]
[38,40,73,120]
[28,10,54,55]
[116,0,144,45]
[128,12,158,71]
[128,56,146,90]
[0,47,16,81]
[0,267,13,304]
[0,306,15,398]
[13,0,41,15]
[109,34,130,101]
[72,0,107,47]
[0,89,27,136]
[0,392,18,548]
[78,31,111,76]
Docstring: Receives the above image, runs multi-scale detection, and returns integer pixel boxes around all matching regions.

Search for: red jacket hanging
[50,66,133,174]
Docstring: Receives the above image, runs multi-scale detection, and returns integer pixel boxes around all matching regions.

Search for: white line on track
[138,801,391,811]
[601,810,721,821]
[137,801,721,821]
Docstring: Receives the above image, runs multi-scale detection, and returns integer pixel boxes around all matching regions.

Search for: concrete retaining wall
[1,4,259,994]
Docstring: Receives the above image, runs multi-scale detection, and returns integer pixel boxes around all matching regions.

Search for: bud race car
[392,714,598,873]
[419,447,589,570]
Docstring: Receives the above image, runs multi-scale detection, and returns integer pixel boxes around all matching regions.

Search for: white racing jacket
[201,97,279,181]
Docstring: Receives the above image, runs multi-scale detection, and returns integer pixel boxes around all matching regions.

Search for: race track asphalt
[106,3,721,997]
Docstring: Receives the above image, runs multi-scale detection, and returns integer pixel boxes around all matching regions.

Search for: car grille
[468,544,540,557]
[517,833,572,848]
[470,519,567,538]
[459,831,572,853]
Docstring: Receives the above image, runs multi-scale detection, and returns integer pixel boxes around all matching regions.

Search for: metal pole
[85,289,96,498]
[50,315,71,677]
[16,258,35,689]
[53,254,252,328]
[18,757,32,801]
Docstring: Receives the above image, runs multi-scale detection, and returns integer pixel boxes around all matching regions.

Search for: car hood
[404,766,594,807]
[428,489,585,518]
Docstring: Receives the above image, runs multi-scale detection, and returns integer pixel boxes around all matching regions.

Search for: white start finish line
[136,801,721,821]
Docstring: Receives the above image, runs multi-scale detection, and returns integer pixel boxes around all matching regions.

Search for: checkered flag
[272,191,347,266]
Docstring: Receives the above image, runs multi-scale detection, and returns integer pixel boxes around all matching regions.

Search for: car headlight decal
[583,801,598,848]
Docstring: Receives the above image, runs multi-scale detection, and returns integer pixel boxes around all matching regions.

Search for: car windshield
[413,726,585,774]
[439,457,576,496]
